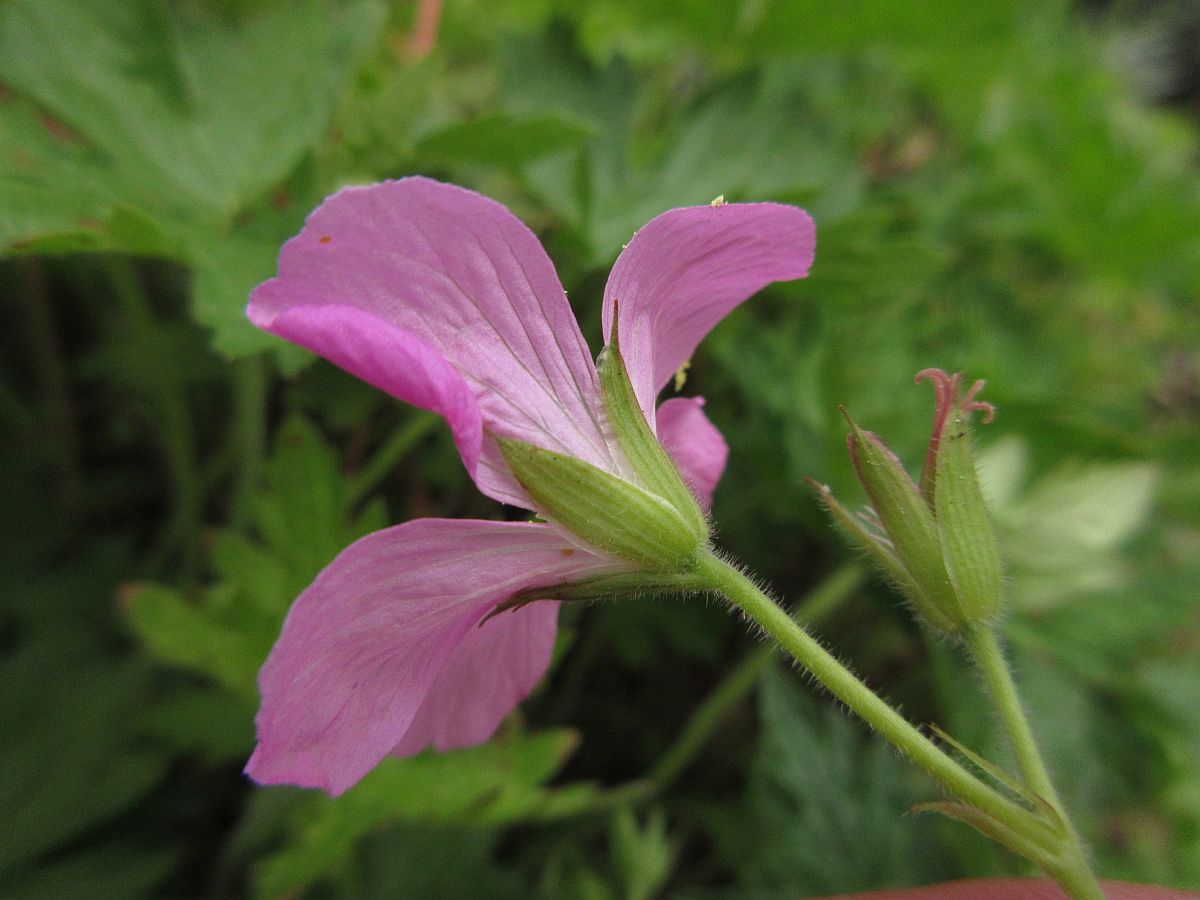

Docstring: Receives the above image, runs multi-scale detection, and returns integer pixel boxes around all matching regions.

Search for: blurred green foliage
[2,0,1198,896]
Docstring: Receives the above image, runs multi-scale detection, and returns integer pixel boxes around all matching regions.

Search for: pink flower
[244,178,814,795]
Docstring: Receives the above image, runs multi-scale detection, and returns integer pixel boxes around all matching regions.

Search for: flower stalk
[798,369,1103,898]
[964,624,1102,899]
[698,548,1103,898]
[695,551,1051,841]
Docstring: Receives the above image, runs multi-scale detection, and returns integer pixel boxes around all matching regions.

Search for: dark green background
[2,1,1198,896]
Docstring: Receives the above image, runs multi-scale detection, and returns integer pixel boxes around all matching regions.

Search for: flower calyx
[498,437,706,574]
[484,570,710,622]
[497,312,713,576]
[810,369,1002,635]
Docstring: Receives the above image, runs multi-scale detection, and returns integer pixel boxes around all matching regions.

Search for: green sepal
[846,418,963,631]
[597,338,709,540]
[497,437,704,573]
[933,408,1004,623]
[927,723,1040,808]
[912,801,1055,867]
[485,570,710,621]
[806,477,957,634]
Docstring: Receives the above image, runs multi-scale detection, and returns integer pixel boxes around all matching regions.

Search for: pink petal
[602,202,815,419]
[655,397,728,512]
[249,177,618,506]
[261,303,485,490]
[245,519,625,796]
[390,600,559,757]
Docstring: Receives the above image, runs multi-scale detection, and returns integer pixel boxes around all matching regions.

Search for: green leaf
[0,94,186,257]
[123,582,265,694]
[1,845,179,900]
[251,416,389,590]
[501,44,865,264]
[738,668,941,895]
[344,823,531,899]
[254,729,581,897]
[1004,548,1200,688]
[0,0,384,356]
[1011,460,1159,552]
[978,437,1160,613]
[184,213,313,366]
[610,807,675,900]
[0,0,383,232]
[0,645,170,883]
[123,415,388,705]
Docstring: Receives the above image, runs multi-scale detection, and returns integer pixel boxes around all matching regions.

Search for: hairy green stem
[965,626,1062,809]
[966,626,1102,899]
[536,563,865,821]
[530,554,1100,896]
[647,563,864,790]
[1044,862,1106,900]
[696,550,1055,846]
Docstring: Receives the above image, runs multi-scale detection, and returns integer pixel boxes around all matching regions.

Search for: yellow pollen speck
[710,195,726,208]
[673,359,691,392]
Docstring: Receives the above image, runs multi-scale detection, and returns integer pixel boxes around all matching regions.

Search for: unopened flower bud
[811,370,1003,634]
[917,369,1002,626]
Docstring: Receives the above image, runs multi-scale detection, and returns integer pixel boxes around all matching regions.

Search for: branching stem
[698,549,1103,898]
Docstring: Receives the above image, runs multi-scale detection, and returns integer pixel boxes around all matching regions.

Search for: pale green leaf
[981,437,1160,612]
